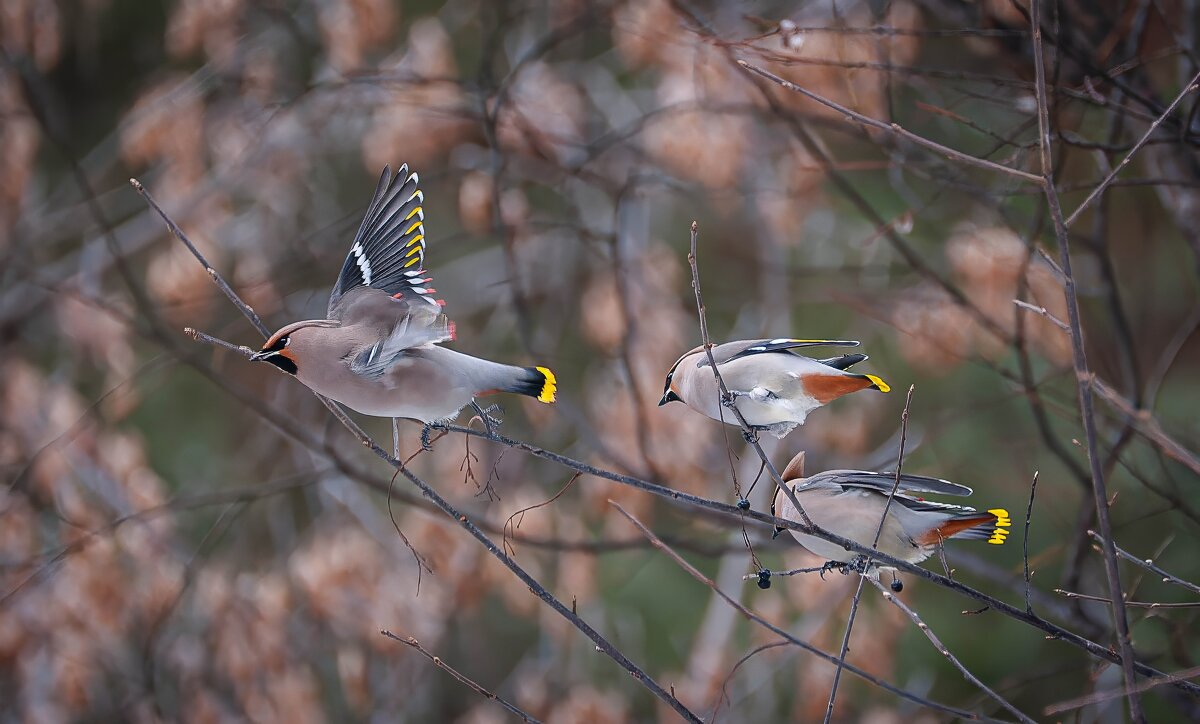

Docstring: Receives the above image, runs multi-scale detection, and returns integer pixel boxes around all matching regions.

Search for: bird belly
[296,366,473,423]
[785,489,931,565]
[733,393,820,427]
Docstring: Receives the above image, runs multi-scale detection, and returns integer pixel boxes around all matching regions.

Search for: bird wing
[348,305,454,379]
[328,164,440,316]
[812,470,974,497]
[815,353,868,371]
[700,338,861,368]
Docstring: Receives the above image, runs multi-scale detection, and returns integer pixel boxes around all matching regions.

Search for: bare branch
[381,630,541,722]
[131,178,271,338]
[867,577,1037,724]
[824,384,916,722]
[736,60,1044,184]
[1064,71,1200,227]
[1029,1,1144,717]
[1087,531,1200,597]
[609,501,984,720]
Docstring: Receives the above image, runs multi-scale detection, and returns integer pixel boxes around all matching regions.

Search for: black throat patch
[265,354,297,375]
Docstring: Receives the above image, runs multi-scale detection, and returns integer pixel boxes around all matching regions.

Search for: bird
[658,339,890,438]
[251,164,556,436]
[771,451,1010,581]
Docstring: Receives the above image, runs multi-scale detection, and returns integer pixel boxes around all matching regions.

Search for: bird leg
[392,418,400,459]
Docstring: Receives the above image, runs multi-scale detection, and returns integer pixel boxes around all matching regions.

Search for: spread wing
[702,338,860,368]
[348,305,454,379]
[328,165,440,316]
[813,470,974,497]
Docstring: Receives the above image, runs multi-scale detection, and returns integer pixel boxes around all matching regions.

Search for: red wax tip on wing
[392,292,404,299]
[449,321,457,341]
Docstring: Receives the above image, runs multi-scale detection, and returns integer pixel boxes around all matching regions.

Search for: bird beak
[250,350,274,362]
[658,393,669,406]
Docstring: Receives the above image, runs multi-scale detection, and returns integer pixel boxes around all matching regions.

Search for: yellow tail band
[865,374,891,393]
[987,508,1012,545]
[536,367,557,403]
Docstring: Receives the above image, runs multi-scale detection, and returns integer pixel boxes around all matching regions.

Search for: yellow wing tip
[866,374,891,393]
[536,366,557,403]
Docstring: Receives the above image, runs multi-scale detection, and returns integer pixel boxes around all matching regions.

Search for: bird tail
[920,508,1011,546]
[857,373,891,393]
[499,366,557,403]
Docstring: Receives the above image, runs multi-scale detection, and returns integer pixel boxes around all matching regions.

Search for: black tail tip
[507,366,556,403]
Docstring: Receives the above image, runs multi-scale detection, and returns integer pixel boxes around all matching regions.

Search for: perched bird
[251,165,556,432]
[771,451,1010,577]
[658,339,890,438]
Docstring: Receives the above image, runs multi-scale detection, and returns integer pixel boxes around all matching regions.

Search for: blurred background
[3,0,1199,721]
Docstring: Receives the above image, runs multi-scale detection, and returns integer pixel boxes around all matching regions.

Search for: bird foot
[741,427,761,444]
[818,560,847,580]
[470,402,503,436]
[721,389,748,408]
[420,422,446,451]
[843,555,872,575]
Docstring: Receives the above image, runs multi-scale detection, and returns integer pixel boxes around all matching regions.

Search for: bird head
[659,349,697,405]
[251,320,339,376]
[251,332,298,375]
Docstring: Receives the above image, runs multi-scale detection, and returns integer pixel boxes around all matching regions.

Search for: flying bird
[251,165,556,435]
[659,339,889,438]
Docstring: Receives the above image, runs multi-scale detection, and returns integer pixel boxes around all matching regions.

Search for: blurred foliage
[3,0,1200,721]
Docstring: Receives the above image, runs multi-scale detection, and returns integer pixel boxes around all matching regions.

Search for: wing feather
[817,470,974,497]
[329,165,438,315]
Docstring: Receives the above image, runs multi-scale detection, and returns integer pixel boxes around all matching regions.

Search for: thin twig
[1064,70,1200,227]
[1092,378,1200,477]
[503,473,582,556]
[1012,299,1070,331]
[712,641,792,723]
[824,384,915,723]
[1044,665,1200,715]
[866,577,1037,724]
[1023,472,1040,614]
[686,220,812,527]
[735,60,1043,183]
[740,564,830,580]
[609,501,985,720]
[380,630,541,722]
[130,178,270,338]
[1008,308,1200,477]
[1088,531,1200,597]
[1029,2,1145,718]
[1053,590,1200,608]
